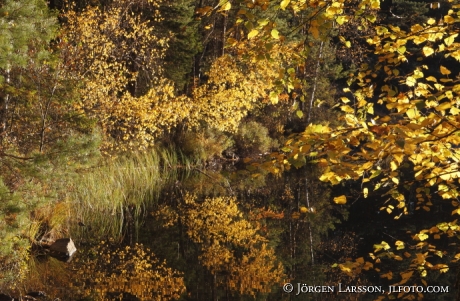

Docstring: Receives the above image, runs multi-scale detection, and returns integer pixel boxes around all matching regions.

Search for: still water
[27,164,456,301]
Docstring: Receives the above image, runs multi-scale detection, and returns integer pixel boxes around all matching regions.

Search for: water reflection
[24,164,456,300]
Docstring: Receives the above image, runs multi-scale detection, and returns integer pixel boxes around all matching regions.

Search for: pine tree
[159,0,202,93]
[0,0,57,140]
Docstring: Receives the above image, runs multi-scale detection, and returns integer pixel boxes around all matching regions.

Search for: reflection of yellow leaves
[71,242,185,299]
[381,271,393,279]
[438,264,449,273]
[180,194,285,295]
[399,271,413,285]
[374,241,391,252]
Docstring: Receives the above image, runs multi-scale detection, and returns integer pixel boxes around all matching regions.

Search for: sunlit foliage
[188,53,281,133]
[60,0,183,149]
[207,0,460,298]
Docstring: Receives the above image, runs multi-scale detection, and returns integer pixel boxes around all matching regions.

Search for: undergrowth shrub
[234,121,279,157]
[179,128,234,162]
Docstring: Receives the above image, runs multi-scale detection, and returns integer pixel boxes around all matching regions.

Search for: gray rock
[49,238,77,260]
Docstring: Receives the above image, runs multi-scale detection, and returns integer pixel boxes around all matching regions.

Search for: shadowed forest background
[1,0,460,300]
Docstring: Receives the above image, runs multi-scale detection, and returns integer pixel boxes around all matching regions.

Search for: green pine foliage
[0,0,57,71]
[159,0,202,92]
[0,131,102,289]
[387,0,429,28]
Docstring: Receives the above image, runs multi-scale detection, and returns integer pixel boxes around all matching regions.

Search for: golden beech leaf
[395,240,405,250]
[417,233,429,241]
[444,15,455,24]
[280,0,290,10]
[440,65,451,75]
[423,46,434,57]
[406,76,416,86]
[248,29,259,39]
[271,29,280,39]
[336,15,348,25]
[223,1,231,10]
[444,34,458,46]
[333,195,347,204]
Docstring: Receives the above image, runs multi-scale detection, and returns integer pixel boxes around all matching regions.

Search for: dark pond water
[25,164,457,301]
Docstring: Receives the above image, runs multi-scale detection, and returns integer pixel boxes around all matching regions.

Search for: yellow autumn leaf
[406,108,417,119]
[280,0,290,10]
[397,46,406,54]
[417,233,429,241]
[444,34,458,46]
[395,240,405,250]
[336,15,348,25]
[370,0,380,9]
[333,195,347,204]
[248,29,259,39]
[444,15,455,24]
[406,76,416,86]
[436,102,452,111]
[440,65,451,75]
[423,46,434,57]
[271,29,279,39]
[223,1,231,10]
